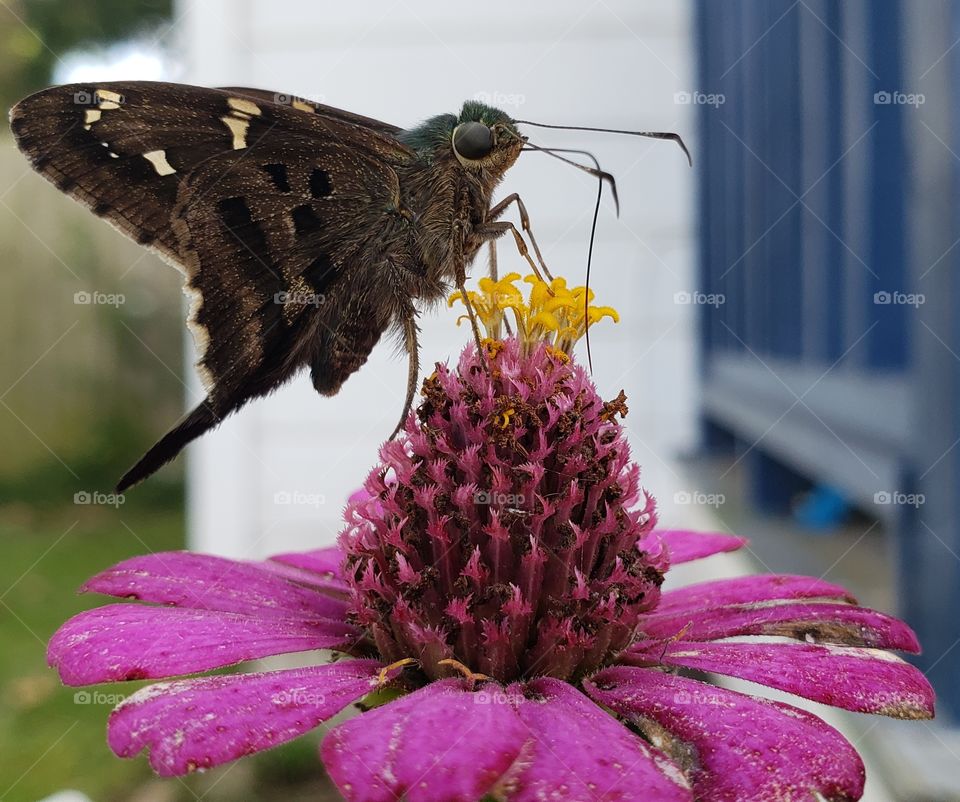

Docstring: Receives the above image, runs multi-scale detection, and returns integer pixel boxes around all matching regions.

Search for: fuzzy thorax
[340,332,661,684]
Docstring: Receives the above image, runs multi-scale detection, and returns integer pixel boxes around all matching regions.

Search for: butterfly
[10,81,688,491]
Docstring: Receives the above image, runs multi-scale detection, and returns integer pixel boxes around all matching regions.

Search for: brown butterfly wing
[10,81,411,261]
[10,81,415,489]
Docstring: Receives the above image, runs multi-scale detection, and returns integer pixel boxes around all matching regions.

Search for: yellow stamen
[496,407,515,428]
[529,310,561,331]
[658,622,694,663]
[437,658,491,684]
[376,657,418,685]
[588,306,620,325]
[448,270,618,355]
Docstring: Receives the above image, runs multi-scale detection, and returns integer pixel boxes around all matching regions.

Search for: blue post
[694,0,960,717]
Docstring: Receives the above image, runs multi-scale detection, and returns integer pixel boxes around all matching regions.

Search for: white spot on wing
[83,109,101,129]
[220,114,249,149]
[142,149,176,176]
[227,97,261,117]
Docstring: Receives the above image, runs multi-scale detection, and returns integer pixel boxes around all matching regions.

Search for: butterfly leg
[476,221,549,285]
[447,221,488,358]
[488,239,499,281]
[391,308,420,439]
[487,241,514,337]
[452,266,488,364]
[487,193,554,281]
[458,273,487,356]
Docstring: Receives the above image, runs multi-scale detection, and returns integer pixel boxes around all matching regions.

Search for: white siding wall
[177,0,697,557]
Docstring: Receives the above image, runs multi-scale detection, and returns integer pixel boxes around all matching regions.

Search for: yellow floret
[449,272,618,354]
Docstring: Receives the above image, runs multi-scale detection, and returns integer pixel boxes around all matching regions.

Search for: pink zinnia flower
[48,275,934,801]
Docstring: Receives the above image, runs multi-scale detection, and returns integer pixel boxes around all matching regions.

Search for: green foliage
[0,506,184,801]
[0,503,349,801]
[0,161,186,509]
[253,732,327,786]
[0,0,172,111]
[0,414,184,510]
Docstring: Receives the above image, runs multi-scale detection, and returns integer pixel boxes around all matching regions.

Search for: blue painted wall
[695,0,960,718]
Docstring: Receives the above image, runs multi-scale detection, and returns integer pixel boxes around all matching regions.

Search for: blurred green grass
[0,503,184,801]
[0,503,345,801]
[0,133,345,801]
[0,130,199,800]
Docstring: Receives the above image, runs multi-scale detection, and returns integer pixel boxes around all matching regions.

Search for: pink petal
[586,666,865,802]
[259,559,349,595]
[322,679,529,802]
[638,600,920,652]
[507,677,692,801]
[48,604,358,685]
[109,659,381,776]
[270,546,345,580]
[83,552,347,620]
[625,640,935,719]
[657,574,856,613]
[656,529,748,564]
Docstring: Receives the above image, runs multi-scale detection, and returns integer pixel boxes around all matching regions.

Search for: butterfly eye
[452,122,494,161]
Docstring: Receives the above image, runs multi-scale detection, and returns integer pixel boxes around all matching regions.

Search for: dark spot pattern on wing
[291,204,324,236]
[261,163,291,192]
[217,197,271,260]
[310,167,333,198]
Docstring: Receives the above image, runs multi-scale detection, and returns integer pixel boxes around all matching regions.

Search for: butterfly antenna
[520,146,606,372]
[562,150,605,374]
[515,120,692,167]
[520,141,620,216]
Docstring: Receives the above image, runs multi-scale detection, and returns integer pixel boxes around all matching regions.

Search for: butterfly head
[449,100,526,173]
[402,102,526,177]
